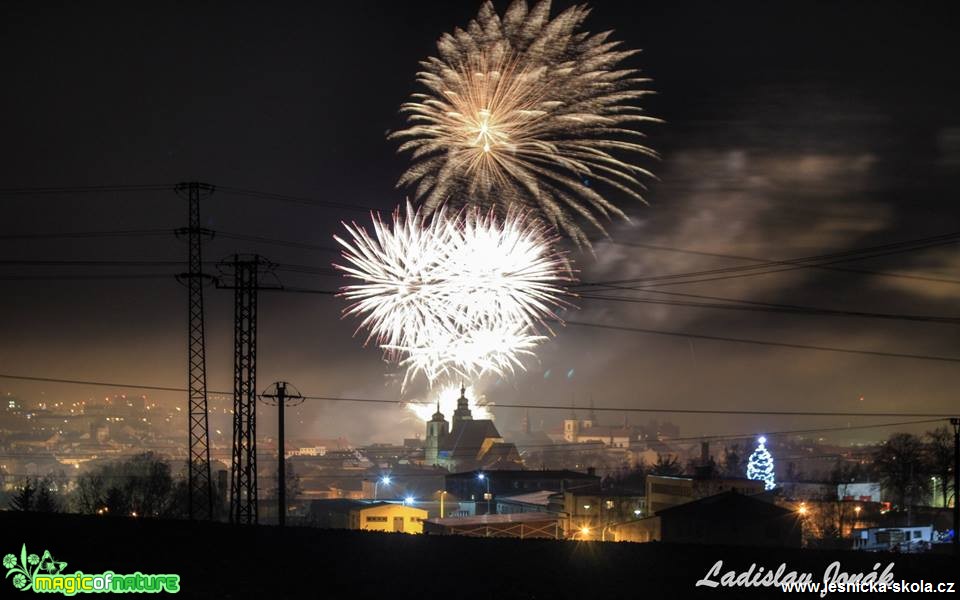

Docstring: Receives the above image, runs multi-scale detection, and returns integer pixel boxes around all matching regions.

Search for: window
[365,516,388,522]
[913,531,922,539]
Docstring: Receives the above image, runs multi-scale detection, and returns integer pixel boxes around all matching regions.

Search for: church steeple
[425,397,448,466]
[452,384,473,424]
[584,397,597,429]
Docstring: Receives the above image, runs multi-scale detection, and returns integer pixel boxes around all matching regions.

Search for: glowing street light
[798,503,809,516]
[477,472,491,514]
[374,475,392,499]
[437,490,448,518]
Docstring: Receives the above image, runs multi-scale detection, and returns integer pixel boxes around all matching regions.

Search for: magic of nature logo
[4,544,180,595]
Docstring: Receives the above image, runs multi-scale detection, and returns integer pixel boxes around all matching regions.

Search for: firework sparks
[405,384,493,423]
[390,0,659,245]
[334,202,573,386]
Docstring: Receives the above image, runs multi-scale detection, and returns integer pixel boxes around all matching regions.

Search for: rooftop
[497,490,557,506]
[426,512,561,527]
[656,490,790,518]
[446,469,598,481]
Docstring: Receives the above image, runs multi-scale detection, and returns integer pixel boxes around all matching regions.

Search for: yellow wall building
[352,502,427,534]
[309,500,428,533]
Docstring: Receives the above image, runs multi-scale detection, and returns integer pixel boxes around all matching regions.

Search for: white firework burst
[334,202,573,386]
[390,0,659,245]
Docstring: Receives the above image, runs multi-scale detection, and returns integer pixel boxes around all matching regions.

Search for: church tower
[452,385,473,425]
[583,397,597,430]
[563,398,579,443]
[425,399,448,466]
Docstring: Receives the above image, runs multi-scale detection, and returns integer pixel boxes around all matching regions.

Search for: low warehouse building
[309,499,427,534]
[424,512,562,539]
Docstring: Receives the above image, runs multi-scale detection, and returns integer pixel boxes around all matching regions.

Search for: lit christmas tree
[746,436,776,490]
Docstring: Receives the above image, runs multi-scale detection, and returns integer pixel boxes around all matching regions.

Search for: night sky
[1,0,957,445]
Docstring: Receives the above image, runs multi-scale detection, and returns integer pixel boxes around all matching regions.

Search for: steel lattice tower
[226,254,266,525]
[175,181,215,521]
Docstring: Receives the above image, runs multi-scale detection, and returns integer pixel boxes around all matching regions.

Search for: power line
[216,186,376,213]
[578,231,960,289]
[0,260,338,276]
[667,419,948,442]
[0,260,186,267]
[215,231,338,253]
[561,319,960,364]
[0,228,340,254]
[603,239,960,286]
[578,291,960,324]
[0,274,175,281]
[0,418,945,466]
[270,286,336,295]
[0,184,172,195]
[2,269,957,361]
[0,373,955,418]
[0,229,173,241]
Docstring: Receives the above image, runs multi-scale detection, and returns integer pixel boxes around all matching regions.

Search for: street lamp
[374,475,391,500]
[437,490,448,518]
[798,503,808,516]
[477,472,491,514]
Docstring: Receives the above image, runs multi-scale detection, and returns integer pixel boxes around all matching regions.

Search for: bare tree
[926,426,954,508]
[9,478,36,511]
[651,454,683,476]
[73,473,105,514]
[874,433,930,510]
[34,478,60,513]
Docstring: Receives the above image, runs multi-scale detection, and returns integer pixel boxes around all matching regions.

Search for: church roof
[440,419,502,458]
[480,442,522,469]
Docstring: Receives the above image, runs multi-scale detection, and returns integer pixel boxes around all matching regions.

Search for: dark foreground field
[1,512,956,598]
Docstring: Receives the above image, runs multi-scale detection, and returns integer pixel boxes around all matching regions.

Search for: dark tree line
[874,429,955,511]
[8,477,60,513]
